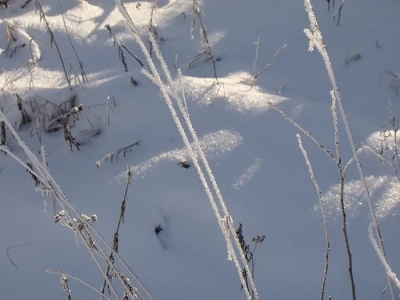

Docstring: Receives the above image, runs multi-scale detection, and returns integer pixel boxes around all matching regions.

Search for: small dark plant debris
[178,161,190,169]
[345,52,361,65]
[130,76,138,86]
[0,112,7,152]
[8,44,26,58]
[155,225,162,235]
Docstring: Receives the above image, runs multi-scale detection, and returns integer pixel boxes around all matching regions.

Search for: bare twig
[337,2,344,26]
[57,0,88,82]
[96,141,139,167]
[191,0,219,84]
[101,170,132,298]
[6,243,31,269]
[253,44,287,82]
[267,101,337,163]
[377,283,389,300]
[21,0,32,8]
[304,1,395,298]
[35,0,72,89]
[121,45,144,67]
[297,134,330,300]
[47,270,112,300]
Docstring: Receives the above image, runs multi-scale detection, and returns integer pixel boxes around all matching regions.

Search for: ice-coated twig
[144,33,258,298]
[368,223,400,289]
[113,1,257,298]
[304,0,397,297]
[297,134,330,300]
[46,269,113,300]
[0,110,151,300]
[267,101,337,163]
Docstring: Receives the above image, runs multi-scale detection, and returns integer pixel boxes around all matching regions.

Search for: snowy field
[1,0,400,299]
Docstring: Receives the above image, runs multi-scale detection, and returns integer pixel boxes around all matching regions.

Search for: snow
[1,0,400,299]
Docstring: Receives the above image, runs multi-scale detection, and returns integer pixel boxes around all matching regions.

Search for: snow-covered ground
[1,0,400,299]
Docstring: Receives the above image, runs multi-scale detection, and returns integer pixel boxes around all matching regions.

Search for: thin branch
[6,243,31,269]
[304,2,396,297]
[96,141,139,167]
[56,0,88,82]
[35,0,72,89]
[101,170,132,298]
[296,134,330,300]
[253,44,287,81]
[47,270,112,300]
[267,101,337,163]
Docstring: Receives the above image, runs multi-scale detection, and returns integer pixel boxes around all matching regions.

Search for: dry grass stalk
[236,223,265,300]
[105,24,144,71]
[190,0,219,84]
[57,0,88,82]
[35,0,72,89]
[16,93,32,128]
[96,141,139,167]
[100,170,133,298]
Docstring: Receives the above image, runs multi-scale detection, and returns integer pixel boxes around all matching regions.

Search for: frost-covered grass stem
[304,0,397,297]
[296,134,330,300]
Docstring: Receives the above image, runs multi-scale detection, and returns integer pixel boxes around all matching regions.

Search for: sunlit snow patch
[233,157,263,190]
[119,129,243,179]
[319,175,400,219]
[0,22,41,64]
[179,71,287,113]
[316,128,400,219]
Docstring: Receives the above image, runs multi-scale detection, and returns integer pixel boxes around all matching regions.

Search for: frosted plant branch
[330,91,340,164]
[46,269,113,300]
[267,101,337,163]
[368,223,400,289]
[146,32,259,299]
[141,44,254,300]
[113,1,258,298]
[0,145,47,184]
[0,111,121,300]
[304,1,395,298]
[297,134,330,300]
[0,111,151,300]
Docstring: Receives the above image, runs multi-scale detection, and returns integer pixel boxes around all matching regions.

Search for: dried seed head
[60,276,68,288]
[54,210,66,223]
